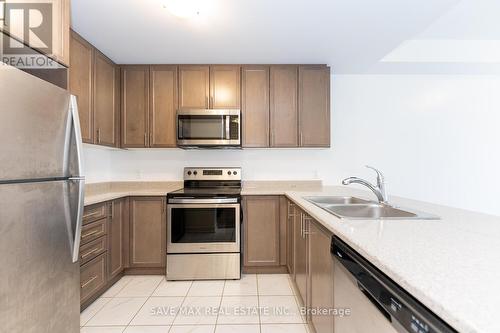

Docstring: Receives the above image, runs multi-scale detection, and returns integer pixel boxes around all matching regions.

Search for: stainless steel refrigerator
[0,65,84,332]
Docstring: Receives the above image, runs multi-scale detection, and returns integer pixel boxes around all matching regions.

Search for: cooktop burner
[168,167,242,200]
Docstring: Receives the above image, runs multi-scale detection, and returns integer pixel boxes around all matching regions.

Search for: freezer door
[0,180,80,333]
[0,65,71,182]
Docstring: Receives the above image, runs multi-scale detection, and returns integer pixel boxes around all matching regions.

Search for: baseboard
[242,265,289,274]
[124,267,165,275]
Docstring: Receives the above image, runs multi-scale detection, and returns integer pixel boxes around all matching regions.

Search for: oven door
[167,202,240,253]
[177,109,240,146]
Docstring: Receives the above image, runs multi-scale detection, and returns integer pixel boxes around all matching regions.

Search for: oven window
[178,115,225,139]
[171,207,236,243]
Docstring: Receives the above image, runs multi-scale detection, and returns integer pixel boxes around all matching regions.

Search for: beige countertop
[84,180,499,332]
[285,186,500,333]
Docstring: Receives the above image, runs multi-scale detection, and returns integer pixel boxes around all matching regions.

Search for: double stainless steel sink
[305,196,440,220]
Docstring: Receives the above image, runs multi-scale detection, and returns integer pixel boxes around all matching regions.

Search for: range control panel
[183,167,242,181]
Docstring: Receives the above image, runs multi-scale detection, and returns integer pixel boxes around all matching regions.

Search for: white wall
[83,74,500,216]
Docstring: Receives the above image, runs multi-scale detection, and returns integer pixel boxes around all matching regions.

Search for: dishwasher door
[332,237,456,333]
[334,256,398,333]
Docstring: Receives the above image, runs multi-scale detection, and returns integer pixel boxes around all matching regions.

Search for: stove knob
[233,171,238,175]
[187,171,192,176]
[193,171,198,175]
[228,171,232,175]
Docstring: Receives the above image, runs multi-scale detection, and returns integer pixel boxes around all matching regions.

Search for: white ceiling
[71,0,500,74]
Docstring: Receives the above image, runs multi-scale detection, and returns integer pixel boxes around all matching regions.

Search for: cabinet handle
[300,213,304,238]
[81,248,98,259]
[299,132,303,146]
[144,132,147,146]
[82,229,99,239]
[83,211,101,220]
[81,275,98,289]
[206,96,209,108]
[97,129,101,144]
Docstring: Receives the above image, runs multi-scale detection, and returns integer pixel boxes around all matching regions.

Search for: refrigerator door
[0,180,80,333]
[0,65,71,182]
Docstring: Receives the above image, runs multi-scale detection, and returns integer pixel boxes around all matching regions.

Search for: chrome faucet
[342,166,388,203]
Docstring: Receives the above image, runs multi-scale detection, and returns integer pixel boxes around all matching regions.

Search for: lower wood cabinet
[309,218,334,333]
[128,197,166,269]
[108,198,127,279]
[243,196,281,269]
[286,200,296,276]
[80,253,107,304]
[294,210,309,306]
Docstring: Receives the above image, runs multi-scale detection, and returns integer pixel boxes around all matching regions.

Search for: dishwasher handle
[357,282,392,322]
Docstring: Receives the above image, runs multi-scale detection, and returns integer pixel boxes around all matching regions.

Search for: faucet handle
[365,165,385,186]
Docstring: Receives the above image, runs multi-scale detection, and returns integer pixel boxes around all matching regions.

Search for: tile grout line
[124,276,163,328]
[256,274,263,333]
[169,280,194,329]
[213,280,226,332]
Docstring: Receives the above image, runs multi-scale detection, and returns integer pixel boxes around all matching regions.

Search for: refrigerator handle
[67,95,85,263]
[69,178,85,263]
[69,95,85,177]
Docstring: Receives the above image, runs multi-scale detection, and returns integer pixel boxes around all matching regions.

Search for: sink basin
[305,196,440,220]
[304,196,371,205]
[323,204,418,219]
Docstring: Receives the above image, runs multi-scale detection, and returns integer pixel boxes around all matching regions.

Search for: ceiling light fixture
[161,0,201,19]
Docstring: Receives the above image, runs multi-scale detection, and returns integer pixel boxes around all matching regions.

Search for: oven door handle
[168,198,239,204]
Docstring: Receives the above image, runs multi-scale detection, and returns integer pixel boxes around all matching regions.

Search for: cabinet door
[129,197,166,268]
[270,66,298,147]
[121,66,150,148]
[243,196,280,267]
[69,31,93,143]
[241,66,270,147]
[299,66,330,147]
[294,210,308,306]
[178,65,209,109]
[108,199,126,279]
[309,220,334,333]
[210,65,241,109]
[2,0,70,66]
[286,200,295,276]
[94,50,120,147]
[150,65,178,147]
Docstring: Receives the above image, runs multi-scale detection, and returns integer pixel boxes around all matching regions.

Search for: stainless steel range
[166,167,242,280]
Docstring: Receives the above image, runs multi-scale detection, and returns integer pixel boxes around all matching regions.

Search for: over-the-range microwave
[176,109,241,148]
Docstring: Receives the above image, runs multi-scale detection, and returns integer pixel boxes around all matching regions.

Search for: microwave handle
[225,116,230,139]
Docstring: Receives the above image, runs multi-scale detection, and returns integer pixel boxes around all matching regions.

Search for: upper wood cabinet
[1,0,70,66]
[210,65,241,109]
[94,51,120,147]
[69,30,120,147]
[243,196,280,267]
[270,66,299,147]
[299,66,330,147]
[69,31,94,143]
[121,66,150,148]
[178,65,210,109]
[150,65,178,147]
[128,197,166,268]
[241,66,270,147]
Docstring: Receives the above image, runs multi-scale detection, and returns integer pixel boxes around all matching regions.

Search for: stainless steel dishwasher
[331,237,456,333]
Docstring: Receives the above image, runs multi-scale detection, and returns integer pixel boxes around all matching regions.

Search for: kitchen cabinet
[150,65,178,147]
[241,66,270,147]
[286,200,296,276]
[294,209,309,307]
[270,65,299,147]
[243,196,281,268]
[299,66,330,147]
[70,30,120,147]
[128,197,166,269]
[108,198,126,280]
[1,0,70,66]
[309,218,334,333]
[178,65,210,109]
[69,31,94,143]
[93,50,120,147]
[80,253,107,305]
[121,66,150,148]
[210,65,241,109]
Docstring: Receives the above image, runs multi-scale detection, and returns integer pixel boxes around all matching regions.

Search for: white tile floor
[80,274,309,333]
